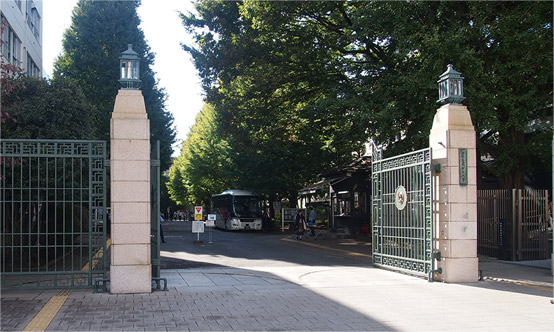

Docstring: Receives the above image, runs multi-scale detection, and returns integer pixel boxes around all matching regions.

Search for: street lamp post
[437,64,465,105]
[119,44,141,90]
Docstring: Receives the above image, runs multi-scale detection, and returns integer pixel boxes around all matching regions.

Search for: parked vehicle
[211,190,264,230]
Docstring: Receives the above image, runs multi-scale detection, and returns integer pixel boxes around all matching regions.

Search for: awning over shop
[298,175,350,196]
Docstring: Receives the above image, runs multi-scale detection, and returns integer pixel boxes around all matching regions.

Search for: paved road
[160,220,372,269]
[2,220,553,331]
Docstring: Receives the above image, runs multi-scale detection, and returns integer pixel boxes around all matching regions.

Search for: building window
[334,192,351,217]
[27,53,39,77]
[12,35,21,66]
[353,192,360,212]
[1,15,23,67]
[25,1,40,41]
[1,17,9,58]
[361,192,367,214]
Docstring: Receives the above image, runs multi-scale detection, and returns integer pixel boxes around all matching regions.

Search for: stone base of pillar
[110,265,151,294]
[437,257,479,283]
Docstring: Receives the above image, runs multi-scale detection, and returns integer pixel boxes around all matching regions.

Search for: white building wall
[1,0,42,77]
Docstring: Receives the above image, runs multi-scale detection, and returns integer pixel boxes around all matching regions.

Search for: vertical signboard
[459,149,468,186]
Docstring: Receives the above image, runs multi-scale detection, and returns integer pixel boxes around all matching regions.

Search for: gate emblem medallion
[394,185,408,210]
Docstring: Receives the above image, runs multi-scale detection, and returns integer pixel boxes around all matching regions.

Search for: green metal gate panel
[371,143,434,279]
[478,189,551,261]
[150,140,167,290]
[150,141,160,279]
[1,140,108,289]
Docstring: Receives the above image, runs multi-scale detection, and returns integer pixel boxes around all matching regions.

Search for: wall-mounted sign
[459,149,468,186]
[394,185,408,210]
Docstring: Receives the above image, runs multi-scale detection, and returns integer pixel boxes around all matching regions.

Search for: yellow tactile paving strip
[22,238,111,332]
[22,289,72,332]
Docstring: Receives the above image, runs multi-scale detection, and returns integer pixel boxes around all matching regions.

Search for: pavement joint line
[281,236,373,259]
[22,289,72,332]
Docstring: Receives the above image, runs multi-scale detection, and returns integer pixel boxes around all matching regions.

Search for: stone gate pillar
[110,45,151,294]
[430,65,479,283]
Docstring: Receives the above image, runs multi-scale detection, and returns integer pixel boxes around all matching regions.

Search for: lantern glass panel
[121,62,127,79]
[132,61,139,79]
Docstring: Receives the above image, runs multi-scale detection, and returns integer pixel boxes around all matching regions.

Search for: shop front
[298,156,371,235]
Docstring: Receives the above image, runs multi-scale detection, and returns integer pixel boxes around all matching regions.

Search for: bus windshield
[233,196,263,217]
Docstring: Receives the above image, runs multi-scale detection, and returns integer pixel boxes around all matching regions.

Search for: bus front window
[233,197,263,217]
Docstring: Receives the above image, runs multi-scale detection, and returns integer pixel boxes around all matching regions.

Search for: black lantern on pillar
[119,44,141,90]
[437,64,464,105]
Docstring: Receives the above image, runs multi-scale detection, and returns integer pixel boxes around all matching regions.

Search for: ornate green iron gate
[371,143,435,280]
[150,140,167,290]
[1,140,108,289]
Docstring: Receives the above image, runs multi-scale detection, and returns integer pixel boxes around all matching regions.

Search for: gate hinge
[152,277,168,291]
[104,160,110,167]
[432,163,441,173]
[432,251,441,261]
[151,160,160,167]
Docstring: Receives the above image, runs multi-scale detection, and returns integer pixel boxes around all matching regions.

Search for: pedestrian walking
[295,210,306,240]
[160,214,166,243]
[308,207,316,236]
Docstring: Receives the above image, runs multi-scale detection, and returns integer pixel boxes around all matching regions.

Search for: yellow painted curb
[483,276,554,293]
[81,238,111,271]
[281,236,373,259]
[514,283,553,293]
[22,289,72,332]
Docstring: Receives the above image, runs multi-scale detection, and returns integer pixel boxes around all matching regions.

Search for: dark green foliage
[1,77,94,140]
[174,0,551,207]
[53,0,176,170]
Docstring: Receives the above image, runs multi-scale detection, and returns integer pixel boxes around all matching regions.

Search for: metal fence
[477,189,551,261]
[1,140,108,289]
[371,145,434,279]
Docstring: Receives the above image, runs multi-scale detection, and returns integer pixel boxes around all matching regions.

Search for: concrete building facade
[1,0,42,77]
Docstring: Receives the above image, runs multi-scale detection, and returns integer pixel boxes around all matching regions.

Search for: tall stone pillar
[430,103,479,283]
[110,89,151,293]
[430,65,478,283]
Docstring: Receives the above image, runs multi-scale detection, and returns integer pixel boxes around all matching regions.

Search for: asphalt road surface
[159,220,372,270]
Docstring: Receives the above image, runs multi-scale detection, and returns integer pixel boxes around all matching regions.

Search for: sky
[42,0,204,154]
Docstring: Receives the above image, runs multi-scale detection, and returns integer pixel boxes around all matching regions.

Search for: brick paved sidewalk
[2,262,553,332]
[2,231,553,332]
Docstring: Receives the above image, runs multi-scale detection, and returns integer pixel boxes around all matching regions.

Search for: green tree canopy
[180,1,363,206]
[1,77,94,140]
[54,0,176,170]
[168,104,234,207]
[179,0,552,196]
